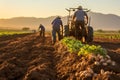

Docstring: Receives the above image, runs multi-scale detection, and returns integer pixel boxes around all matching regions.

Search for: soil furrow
[0,33,120,80]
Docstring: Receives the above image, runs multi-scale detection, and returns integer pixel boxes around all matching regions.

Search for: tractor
[63,6,93,43]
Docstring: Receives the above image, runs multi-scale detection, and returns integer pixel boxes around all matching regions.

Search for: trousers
[52,29,61,43]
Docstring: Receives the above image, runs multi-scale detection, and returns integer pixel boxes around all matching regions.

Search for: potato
[100,69,104,74]
[111,61,116,66]
[102,62,108,66]
[106,59,111,64]
[87,68,94,74]
[106,55,111,59]
[100,59,105,63]
[94,61,100,65]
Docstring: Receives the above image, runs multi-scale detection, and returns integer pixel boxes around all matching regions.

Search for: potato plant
[61,37,107,56]
[61,37,83,53]
[78,45,107,56]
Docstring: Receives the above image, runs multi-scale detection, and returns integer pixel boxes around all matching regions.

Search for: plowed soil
[0,33,120,80]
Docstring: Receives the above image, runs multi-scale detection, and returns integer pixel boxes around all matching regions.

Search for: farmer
[51,16,63,44]
[72,6,88,41]
[38,24,45,37]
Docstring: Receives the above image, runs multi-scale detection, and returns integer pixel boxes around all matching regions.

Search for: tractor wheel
[86,26,93,43]
[64,25,69,37]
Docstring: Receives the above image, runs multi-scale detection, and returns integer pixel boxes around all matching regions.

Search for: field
[0,30,32,37]
[0,32,120,80]
[94,31,120,40]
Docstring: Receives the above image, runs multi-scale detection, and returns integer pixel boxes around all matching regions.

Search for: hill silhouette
[0,12,120,31]
[88,12,120,30]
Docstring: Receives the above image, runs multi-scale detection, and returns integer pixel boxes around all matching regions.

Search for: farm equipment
[64,6,93,43]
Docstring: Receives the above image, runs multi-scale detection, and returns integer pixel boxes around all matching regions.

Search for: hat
[78,6,83,10]
[57,16,61,19]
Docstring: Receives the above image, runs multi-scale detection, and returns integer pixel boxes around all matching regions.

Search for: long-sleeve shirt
[39,25,45,31]
[73,10,88,21]
[51,18,63,30]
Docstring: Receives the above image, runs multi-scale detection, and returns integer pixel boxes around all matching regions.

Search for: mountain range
[0,12,120,31]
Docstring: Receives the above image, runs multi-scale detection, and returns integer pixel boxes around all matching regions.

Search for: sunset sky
[0,0,120,18]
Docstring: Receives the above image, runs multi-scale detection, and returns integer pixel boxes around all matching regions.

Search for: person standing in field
[38,24,45,37]
[51,16,63,45]
[73,6,88,41]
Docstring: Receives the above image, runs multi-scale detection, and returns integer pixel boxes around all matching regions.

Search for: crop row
[0,31,31,36]
[94,32,120,39]
[61,37,107,56]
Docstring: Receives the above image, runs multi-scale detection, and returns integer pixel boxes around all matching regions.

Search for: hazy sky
[0,0,120,18]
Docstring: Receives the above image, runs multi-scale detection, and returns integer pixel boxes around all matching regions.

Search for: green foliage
[61,37,83,52]
[94,31,120,39]
[0,30,31,36]
[61,37,107,56]
[78,45,107,56]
